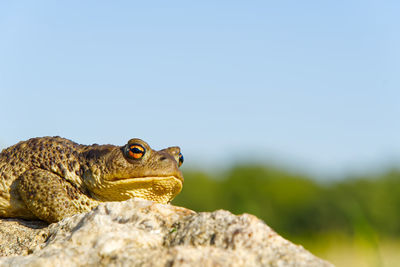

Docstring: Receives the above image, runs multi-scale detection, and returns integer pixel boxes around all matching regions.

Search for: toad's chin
[90,176,183,203]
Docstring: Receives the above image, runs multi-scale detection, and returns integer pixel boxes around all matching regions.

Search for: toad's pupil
[131,147,143,154]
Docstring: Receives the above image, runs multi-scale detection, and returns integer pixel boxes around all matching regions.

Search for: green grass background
[172,165,400,267]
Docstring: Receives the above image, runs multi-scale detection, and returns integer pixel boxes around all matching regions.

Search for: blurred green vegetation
[173,165,400,239]
[172,165,400,266]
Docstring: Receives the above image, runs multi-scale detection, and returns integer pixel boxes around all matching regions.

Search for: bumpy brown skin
[0,137,184,223]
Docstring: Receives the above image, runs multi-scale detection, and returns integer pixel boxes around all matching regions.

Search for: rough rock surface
[0,199,333,266]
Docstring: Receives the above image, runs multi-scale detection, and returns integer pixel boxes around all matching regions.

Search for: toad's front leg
[17,169,99,223]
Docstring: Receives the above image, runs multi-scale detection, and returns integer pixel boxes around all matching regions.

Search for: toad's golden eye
[178,153,184,167]
[127,144,145,159]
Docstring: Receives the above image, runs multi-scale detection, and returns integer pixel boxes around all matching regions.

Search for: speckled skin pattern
[0,137,184,223]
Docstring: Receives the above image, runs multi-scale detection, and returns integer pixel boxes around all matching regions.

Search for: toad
[0,137,184,223]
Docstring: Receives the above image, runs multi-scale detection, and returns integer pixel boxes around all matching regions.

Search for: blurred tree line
[172,165,400,240]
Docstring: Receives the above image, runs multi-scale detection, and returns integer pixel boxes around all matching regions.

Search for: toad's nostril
[159,156,167,161]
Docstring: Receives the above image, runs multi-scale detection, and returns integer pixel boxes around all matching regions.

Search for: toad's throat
[93,176,183,203]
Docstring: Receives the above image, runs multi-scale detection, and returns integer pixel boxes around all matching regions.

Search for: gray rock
[0,199,333,267]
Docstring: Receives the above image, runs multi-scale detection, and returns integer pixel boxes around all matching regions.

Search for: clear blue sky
[1,1,399,177]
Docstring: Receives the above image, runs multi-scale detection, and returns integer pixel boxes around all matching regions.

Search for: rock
[0,199,333,266]
[0,219,48,256]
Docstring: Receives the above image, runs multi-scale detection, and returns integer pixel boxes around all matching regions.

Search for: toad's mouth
[94,176,183,203]
[111,175,184,183]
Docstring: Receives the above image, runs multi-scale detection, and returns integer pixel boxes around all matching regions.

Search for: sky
[0,1,399,178]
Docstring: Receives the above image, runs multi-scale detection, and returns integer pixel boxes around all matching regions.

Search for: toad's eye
[127,144,146,159]
[178,153,184,167]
